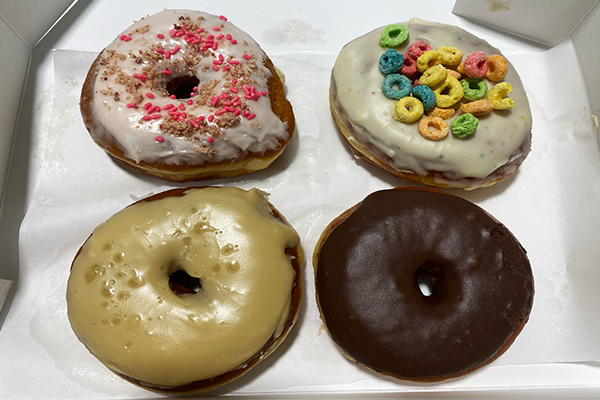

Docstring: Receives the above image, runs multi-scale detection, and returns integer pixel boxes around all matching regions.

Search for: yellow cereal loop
[436,46,463,67]
[394,97,424,123]
[419,65,448,88]
[427,106,456,120]
[417,50,442,73]
[433,76,464,108]
[460,99,494,116]
[487,82,514,110]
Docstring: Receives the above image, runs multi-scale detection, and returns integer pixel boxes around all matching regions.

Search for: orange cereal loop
[419,116,449,140]
[486,55,509,82]
[447,69,461,79]
[427,106,456,120]
[457,61,466,75]
[460,99,494,116]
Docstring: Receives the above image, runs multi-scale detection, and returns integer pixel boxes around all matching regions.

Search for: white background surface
[1,0,600,399]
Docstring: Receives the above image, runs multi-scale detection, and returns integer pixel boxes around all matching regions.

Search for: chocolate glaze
[315,188,534,381]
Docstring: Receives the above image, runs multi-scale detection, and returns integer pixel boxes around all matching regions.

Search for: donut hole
[166,76,200,99]
[417,263,443,297]
[168,269,202,296]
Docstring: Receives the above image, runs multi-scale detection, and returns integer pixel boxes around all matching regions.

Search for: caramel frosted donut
[314,188,534,382]
[67,186,303,393]
[330,18,532,189]
[81,10,295,182]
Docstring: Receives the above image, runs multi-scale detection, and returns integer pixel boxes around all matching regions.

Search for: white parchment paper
[3,24,600,398]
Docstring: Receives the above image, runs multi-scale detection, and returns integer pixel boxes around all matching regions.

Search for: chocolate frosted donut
[314,188,534,381]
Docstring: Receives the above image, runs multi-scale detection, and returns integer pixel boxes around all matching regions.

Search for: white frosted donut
[81,10,295,182]
[330,18,532,190]
[67,186,303,393]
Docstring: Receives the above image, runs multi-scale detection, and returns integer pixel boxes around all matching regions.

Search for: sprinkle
[119,34,126,40]
[207,136,214,143]
[207,34,215,39]
[119,34,132,41]
[162,104,174,110]
[187,99,193,105]
[234,108,241,116]
[178,104,186,111]
[219,15,228,21]
[190,119,199,128]
[162,69,171,75]
[223,66,230,72]
[192,86,198,92]
[133,73,147,83]
[212,41,218,50]
[230,39,237,45]
[231,95,240,102]
[126,103,136,108]
[244,94,252,100]
[243,110,250,117]
[146,93,155,99]
[170,95,176,99]
[172,45,181,54]
[232,78,238,84]
[197,116,205,121]
[213,59,223,65]
[157,33,164,39]
[212,26,221,31]
[170,29,177,37]
[165,50,171,59]
[224,106,235,112]
[261,90,268,96]
[215,109,227,116]
[153,106,161,113]
[155,136,164,142]
[190,93,196,97]
[142,115,151,121]
[226,34,232,40]
[247,113,256,120]
[229,87,239,94]
[233,101,242,107]
[211,97,218,106]
[143,102,152,110]
[208,115,215,122]
[243,53,251,60]
[151,113,161,119]
[156,49,165,54]
[175,30,185,37]
[197,28,205,33]
[229,59,240,65]
[212,65,219,71]
[217,34,224,40]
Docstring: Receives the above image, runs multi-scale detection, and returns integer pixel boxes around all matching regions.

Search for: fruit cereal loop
[380,23,409,48]
[447,69,462,79]
[436,46,463,67]
[412,85,436,111]
[400,54,419,80]
[457,62,466,75]
[419,116,449,140]
[407,40,432,60]
[486,55,509,82]
[417,50,442,73]
[427,106,456,120]
[487,82,515,110]
[419,65,448,88]
[460,99,494,116]
[379,49,405,75]
[382,74,413,100]
[452,112,479,138]
[394,97,424,123]
[464,51,488,79]
[433,76,464,107]
[461,78,487,101]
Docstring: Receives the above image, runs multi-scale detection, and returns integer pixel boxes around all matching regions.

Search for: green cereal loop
[461,78,487,101]
[451,113,479,138]
[380,23,409,48]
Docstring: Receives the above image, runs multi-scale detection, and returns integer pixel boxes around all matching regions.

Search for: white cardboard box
[1,1,600,399]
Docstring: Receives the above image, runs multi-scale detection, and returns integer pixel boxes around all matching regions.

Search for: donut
[313,187,534,382]
[330,18,532,190]
[80,10,295,182]
[66,186,303,393]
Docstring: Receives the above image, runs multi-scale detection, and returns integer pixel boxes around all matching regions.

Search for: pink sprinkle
[190,93,196,97]
[170,29,177,37]
[243,85,251,95]
[124,36,132,42]
[261,90,268,96]
[153,106,161,113]
[156,49,165,54]
[157,33,165,39]
[151,113,161,119]
[187,99,193,105]
[162,69,171,75]
[232,78,238,84]
[244,94,252,100]
[212,26,221,31]
[208,115,215,122]
[142,115,151,121]
[247,113,256,120]
[212,41,218,50]
[191,39,201,44]
[133,73,147,83]
[230,39,237,45]
[226,34,232,40]
[233,101,242,107]
[146,93,155,99]
[181,112,187,118]
[193,86,198,91]
[243,53,251,60]
[126,103,136,108]
[219,15,228,21]
[197,116,205,121]
[172,45,181,53]
[213,59,223,65]
[175,31,185,37]
[217,34,224,40]
[165,51,171,59]
[212,65,219,71]
[155,136,164,142]
[234,108,241,116]
[211,97,218,107]
[207,34,215,39]
[218,54,224,62]
[207,136,214,143]
[119,34,126,40]
[170,95,176,99]
[197,28,205,33]
[163,104,174,110]
[181,25,189,34]
[179,104,185,111]
[143,102,152,110]
[168,111,180,116]
[215,109,227,116]
[229,59,240,65]
[229,87,238,94]
[243,110,250,117]
[224,106,235,112]
[223,66,230,71]
[190,119,199,128]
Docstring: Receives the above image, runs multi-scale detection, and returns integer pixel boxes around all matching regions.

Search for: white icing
[90,9,288,166]
[331,18,532,188]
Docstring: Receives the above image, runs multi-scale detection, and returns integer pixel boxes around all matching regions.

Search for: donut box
[1,1,600,399]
